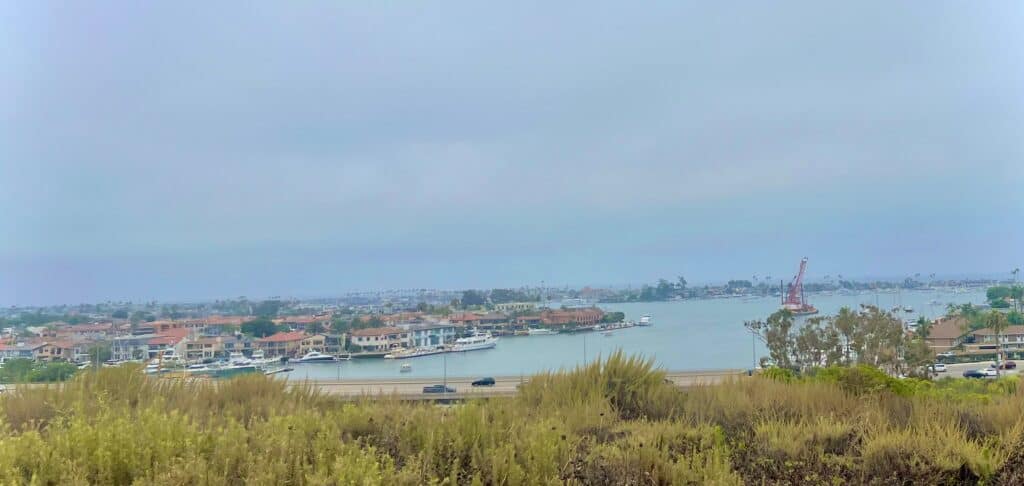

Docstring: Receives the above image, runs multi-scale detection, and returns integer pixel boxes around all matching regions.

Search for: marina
[281,288,987,381]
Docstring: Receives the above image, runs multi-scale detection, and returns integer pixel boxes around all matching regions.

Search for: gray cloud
[2,1,1022,304]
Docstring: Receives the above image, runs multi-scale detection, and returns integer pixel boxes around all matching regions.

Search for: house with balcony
[112,334,159,361]
[970,325,1024,353]
[255,331,318,358]
[403,324,458,348]
[350,327,408,352]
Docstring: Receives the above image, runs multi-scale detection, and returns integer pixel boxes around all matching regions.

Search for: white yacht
[295,351,337,363]
[450,333,499,352]
[527,328,557,336]
[228,351,252,366]
[400,363,412,373]
[638,314,652,326]
[384,347,446,359]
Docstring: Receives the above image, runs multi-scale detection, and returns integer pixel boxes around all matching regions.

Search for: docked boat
[638,314,652,326]
[527,328,557,336]
[450,333,499,352]
[400,363,412,373]
[295,351,337,363]
[384,347,446,359]
[228,351,252,366]
[601,330,614,337]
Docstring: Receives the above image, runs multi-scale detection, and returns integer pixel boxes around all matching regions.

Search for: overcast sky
[2,2,1022,305]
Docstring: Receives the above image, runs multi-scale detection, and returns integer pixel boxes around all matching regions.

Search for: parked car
[929,363,947,373]
[471,377,496,387]
[994,361,1017,370]
[422,384,456,394]
[937,351,956,359]
[963,369,986,378]
[982,368,999,377]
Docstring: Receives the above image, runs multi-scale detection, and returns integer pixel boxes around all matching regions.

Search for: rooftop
[351,327,405,337]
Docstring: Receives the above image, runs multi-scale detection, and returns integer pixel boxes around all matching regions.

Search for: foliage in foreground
[1,352,1023,485]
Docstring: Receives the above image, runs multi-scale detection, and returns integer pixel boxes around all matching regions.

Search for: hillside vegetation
[1,353,1023,485]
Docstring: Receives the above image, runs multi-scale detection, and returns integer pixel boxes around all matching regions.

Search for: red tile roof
[256,331,308,343]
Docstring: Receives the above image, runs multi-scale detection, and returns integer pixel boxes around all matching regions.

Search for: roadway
[934,361,1019,378]
[293,369,746,399]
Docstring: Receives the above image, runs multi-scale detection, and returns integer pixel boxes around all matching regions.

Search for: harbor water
[282,288,986,381]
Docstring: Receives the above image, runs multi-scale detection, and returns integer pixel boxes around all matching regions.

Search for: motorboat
[295,351,337,363]
[638,314,652,326]
[384,347,446,359]
[400,363,412,373]
[228,351,252,366]
[527,328,557,336]
[450,333,498,352]
[601,330,614,337]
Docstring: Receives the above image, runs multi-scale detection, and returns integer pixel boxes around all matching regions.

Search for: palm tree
[1012,285,1024,313]
[986,310,1009,377]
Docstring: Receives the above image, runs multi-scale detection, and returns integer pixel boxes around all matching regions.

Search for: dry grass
[0,352,1021,484]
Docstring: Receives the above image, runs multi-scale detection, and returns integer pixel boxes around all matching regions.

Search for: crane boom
[785,257,808,306]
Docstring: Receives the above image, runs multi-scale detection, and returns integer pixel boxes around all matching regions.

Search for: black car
[422,384,456,394]
[962,370,986,379]
[471,377,496,387]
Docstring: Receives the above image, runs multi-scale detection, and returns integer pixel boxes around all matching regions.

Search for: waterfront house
[112,334,160,361]
[350,327,408,352]
[403,323,458,348]
[516,315,543,326]
[323,333,347,354]
[0,342,41,360]
[540,308,605,328]
[255,331,307,358]
[924,317,969,352]
[33,340,75,362]
[146,334,187,359]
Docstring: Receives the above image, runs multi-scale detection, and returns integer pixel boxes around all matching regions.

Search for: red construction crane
[781,257,818,315]
[785,257,808,307]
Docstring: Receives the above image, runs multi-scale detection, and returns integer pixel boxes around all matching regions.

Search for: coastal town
[0,301,625,374]
[0,273,1017,381]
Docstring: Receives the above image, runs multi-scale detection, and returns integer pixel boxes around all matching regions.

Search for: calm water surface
[282,289,985,380]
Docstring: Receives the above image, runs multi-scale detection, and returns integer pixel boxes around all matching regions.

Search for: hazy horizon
[3,2,1022,306]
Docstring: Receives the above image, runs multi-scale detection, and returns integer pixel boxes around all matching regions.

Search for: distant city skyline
[3,2,1022,306]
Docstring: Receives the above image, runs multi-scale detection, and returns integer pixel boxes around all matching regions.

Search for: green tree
[915,315,931,339]
[601,312,625,323]
[986,310,1009,376]
[987,286,1011,303]
[253,300,282,317]
[1011,285,1023,313]
[87,343,112,364]
[241,318,279,338]
[0,359,34,382]
[307,321,325,335]
[460,290,486,307]
[111,309,129,319]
